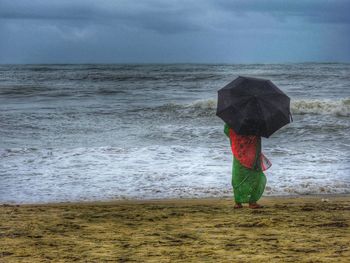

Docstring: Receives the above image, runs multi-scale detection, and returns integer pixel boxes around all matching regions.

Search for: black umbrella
[216,76,292,138]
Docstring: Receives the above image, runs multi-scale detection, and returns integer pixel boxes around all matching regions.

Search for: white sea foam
[1,142,349,204]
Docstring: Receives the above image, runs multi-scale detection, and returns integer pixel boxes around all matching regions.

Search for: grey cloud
[214,0,350,24]
[0,1,96,20]
[0,0,209,34]
[1,1,349,23]
[1,0,349,36]
[0,0,349,63]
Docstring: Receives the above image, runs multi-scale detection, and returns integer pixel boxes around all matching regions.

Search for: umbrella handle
[289,112,293,122]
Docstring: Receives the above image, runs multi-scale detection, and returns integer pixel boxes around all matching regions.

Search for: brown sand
[1,195,350,262]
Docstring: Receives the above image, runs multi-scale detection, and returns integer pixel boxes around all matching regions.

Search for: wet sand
[1,195,350,262]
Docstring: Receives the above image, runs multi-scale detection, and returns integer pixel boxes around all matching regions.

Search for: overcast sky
[0,0,349,64]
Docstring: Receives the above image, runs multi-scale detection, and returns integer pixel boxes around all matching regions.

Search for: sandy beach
[1,195,349,262]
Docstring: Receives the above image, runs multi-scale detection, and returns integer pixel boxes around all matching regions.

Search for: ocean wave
[155,98,350,117]
[0,85,51,97]
[291,98,350,117]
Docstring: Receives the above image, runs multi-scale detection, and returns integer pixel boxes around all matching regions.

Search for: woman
[224,123,271,209]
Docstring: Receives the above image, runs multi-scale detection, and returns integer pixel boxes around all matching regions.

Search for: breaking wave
[291,98,350,117]
[156,98,350,117]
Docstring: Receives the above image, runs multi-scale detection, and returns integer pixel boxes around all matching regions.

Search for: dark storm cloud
[2,0,349,33]
[0,0,349,63]
[0,0,206,34]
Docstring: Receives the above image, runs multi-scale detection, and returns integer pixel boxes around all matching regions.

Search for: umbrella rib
[256,99,267,125]
[259,96,290,117]
[257,97,289,136]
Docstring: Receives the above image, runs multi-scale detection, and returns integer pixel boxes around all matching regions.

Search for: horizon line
[1,61,349,66]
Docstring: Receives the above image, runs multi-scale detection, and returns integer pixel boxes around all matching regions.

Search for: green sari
[224,124,266,203]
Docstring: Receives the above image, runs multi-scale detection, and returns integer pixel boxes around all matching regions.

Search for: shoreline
[3,193,350,207]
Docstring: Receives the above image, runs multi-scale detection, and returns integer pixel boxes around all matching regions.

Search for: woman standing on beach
[224,123,271,209]
[217,77,290,208]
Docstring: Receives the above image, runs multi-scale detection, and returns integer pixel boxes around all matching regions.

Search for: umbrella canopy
[216,76,292,138]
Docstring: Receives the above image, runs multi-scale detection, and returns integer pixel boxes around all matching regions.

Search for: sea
[0,63,349,204]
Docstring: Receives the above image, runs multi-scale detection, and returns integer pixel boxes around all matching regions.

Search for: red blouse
[228,128,271,171]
